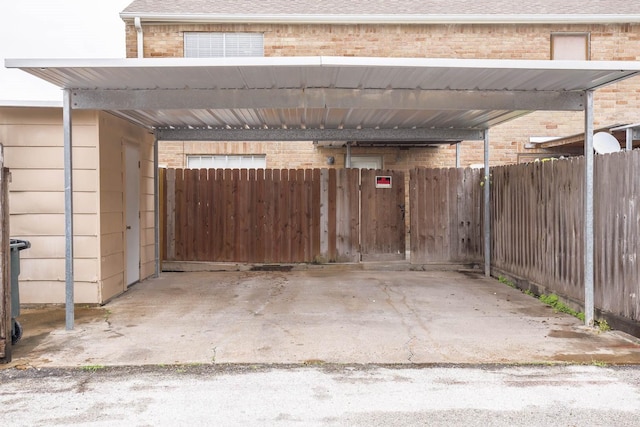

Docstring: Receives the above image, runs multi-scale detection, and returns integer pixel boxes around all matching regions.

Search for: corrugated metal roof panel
[6,57,640,139]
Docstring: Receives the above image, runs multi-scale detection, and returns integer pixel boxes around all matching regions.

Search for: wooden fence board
[311,169,321,261]
[410,167,483,264]
[319,169,330,260]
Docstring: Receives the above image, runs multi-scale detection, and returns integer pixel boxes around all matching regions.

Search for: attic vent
[184,32,264,58]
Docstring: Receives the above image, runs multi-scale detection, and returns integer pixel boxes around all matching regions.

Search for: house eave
[119,13,640,25]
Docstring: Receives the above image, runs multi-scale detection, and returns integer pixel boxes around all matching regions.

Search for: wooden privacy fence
[162,168,361,263]
[162,166,484,266]
[491,150,640,323]
[410,167,484,264]
[491,158,584,293]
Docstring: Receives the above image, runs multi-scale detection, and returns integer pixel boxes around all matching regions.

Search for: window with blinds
[184,33,264,58]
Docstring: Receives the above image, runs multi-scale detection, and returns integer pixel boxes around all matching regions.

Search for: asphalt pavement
[1,364,640,426]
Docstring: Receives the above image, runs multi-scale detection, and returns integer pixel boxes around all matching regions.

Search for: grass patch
[498,276,516,289]
[539,293,585,322]
[81,365,105,372]
[498,277,613,331]
[596,319,611,332]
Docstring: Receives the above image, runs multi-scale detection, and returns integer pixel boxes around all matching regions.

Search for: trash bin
[10,239,30,345]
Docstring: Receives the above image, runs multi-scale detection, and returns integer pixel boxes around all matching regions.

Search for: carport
[6,56,640,331]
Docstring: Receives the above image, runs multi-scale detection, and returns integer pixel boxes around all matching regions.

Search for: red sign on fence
[375,175,392,188]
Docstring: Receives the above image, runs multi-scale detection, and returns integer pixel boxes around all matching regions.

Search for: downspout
[135,17,144,58]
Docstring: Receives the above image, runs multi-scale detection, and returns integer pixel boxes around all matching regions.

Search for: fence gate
[360,169,406,261]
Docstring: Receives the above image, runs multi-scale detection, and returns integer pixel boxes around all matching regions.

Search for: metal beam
[156,127,485,142]
[584,90,595,327]
[71,88,586,112]
[483,130,491,277]
[63,89,74,331]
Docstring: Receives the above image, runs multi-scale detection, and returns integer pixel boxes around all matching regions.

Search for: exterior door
[125,143,140,286]
[360,169,406,261]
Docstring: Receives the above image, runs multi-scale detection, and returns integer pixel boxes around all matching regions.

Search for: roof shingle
[121,0,640,17]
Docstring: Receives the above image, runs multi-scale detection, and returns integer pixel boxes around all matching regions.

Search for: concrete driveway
[6,267,640,368]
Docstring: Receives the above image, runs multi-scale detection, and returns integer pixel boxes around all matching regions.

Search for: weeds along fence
[491,149,640,322]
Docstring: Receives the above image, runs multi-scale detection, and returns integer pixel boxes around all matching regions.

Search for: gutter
[135,17,144,58]
[120,13,640,25]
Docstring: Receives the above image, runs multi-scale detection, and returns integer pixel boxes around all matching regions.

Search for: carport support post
[584,90,595,327]
[626,128,633,151]
[154,136,160,277]
[455,143,461,168]
[63,89,74,330]
[483,131,490,277]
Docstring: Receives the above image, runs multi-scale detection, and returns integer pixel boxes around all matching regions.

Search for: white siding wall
[0,107,155,304]
[0,107,101,303]
[98,112,155,302]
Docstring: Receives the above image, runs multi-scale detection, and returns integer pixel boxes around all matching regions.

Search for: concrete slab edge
[162,261,481,273]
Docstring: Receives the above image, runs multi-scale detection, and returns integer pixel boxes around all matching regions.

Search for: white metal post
[584,90,595,327]
[484,131,491,277]
[63,89,74,330]
[154,136,160,277]
[456,143,461,168]
[626,128,633,151]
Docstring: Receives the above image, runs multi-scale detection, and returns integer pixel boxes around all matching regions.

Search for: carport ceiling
[7,56,640,142]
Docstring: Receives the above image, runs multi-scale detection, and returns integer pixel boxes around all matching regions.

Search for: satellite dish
[593,132,621,154]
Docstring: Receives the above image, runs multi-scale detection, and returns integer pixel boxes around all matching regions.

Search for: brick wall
[158,140,457,171]
[127,22,640,167]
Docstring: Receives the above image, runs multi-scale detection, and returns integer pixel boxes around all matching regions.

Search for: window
[551,33,590,60]
[184,33,264,58]
[187,155,266,169]
[347,155,383,169]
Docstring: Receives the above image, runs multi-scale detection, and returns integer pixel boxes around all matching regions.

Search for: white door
[125,143,140,286]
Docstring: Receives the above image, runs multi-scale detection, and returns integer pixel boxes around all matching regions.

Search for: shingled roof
[121,0,640,22]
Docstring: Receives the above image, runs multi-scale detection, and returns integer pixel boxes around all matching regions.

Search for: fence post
[0,145,10,363]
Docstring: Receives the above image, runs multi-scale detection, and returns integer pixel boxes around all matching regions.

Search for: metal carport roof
[6,56,640,330]
[6,57,640,143]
